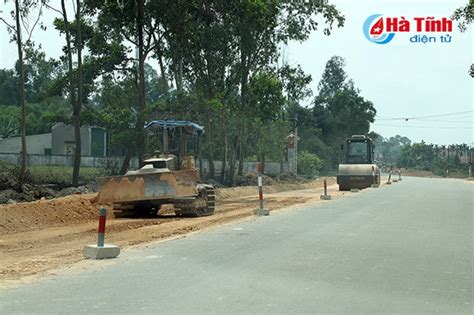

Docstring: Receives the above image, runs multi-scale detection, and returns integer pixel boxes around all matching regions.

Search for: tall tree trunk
[14,0,27,181]
[198,134,204,180]
[119,150,132,175]
[280,153,284,174]
[175,42,183,95]
[237,46,249,176]
[206,116,215,179]
[156,45,169,100]
[226,133,239,186]
[237,126,245,176]
[178,55,183,94]
[227,149,236,186]
[61,0,77,184]
[72,0,83,187]
[220,119,228,183]
[135,0,146,167]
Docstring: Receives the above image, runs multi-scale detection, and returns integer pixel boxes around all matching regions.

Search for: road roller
[337,135,380,191]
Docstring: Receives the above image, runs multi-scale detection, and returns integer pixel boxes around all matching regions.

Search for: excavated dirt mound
[215,177,334,200]
[234,173,276,186]
[0,177,335,235]
[233,172,310,187]
[0,177,341,286]
[0,194,111,234]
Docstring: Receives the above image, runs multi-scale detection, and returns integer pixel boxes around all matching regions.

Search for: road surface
[1,177,472,314]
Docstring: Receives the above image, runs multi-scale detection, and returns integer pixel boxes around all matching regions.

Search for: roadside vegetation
[397,142,472,178]
[0,1,378,186]
[0,0,471,191]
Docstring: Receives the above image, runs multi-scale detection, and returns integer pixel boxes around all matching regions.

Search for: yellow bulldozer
[337,135,381,191]
[96,120,215,218]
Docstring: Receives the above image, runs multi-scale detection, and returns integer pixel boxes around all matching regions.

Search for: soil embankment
[0,177,346,287]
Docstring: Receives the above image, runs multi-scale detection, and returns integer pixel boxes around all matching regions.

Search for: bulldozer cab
[344,135,374,165]
[144,120,204,171]
[142,156,177,171]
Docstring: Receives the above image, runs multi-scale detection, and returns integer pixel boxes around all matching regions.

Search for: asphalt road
[1,177,472,314]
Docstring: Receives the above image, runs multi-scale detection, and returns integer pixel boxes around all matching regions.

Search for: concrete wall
[0,133,51,155]
[0,153,140,169]
[51,124,92,156]
[198,160,288,174]
[0,153,288,175]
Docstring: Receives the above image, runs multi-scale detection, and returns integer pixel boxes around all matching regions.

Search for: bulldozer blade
[97,170,199,203]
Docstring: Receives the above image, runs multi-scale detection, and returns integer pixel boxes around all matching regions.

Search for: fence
[0,153,288,175]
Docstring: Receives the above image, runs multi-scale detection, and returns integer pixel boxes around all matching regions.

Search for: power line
[375,118,473,124]
[404,119,473,124]
[376,110,473,121]
[373,123,473,130]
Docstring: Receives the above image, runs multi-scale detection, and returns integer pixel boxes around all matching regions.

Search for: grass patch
[28,165,107,184]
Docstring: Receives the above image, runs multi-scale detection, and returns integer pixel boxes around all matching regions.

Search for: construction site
[0,176,342,285]
[0,0,472,313]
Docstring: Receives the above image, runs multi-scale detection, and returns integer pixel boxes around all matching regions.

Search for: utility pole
[469,145,472,178]
[294,113,298,175]
[287,113,300,175]
[287,133,296,175]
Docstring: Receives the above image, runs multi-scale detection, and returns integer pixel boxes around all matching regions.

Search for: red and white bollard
[386,168,393,184]
[97,207,107,247]
[255,163,269,216]
[84,207,120,259]
[320,179,331,200]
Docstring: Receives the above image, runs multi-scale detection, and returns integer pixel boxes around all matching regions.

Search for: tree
[47,0,86,186]
[71,0,84,186]
[49,0,130,179]
[247,71,286,170]
[0,0,44,180]
[452,0,473,32]
[371,133,411,166]
[452,1,473,77]
[55,0,82,186]
[313,56,376,170]
[85,0,161,171]
[317,56,347,99]
[0,69,20,105]
[232,0,344,176]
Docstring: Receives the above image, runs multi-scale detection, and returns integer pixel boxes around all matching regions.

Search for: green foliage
[451,1,473,32]
[1,0,350,184]
[0,44,68,138]
[317,56,347,99]
[0,69,19,105]
[398,141,434,170]
[254,120,291,164]
[248,71,285,122]
[0,98,68,137]
[297,151,323,178]
[0,43,61,106]
[397,142,472,177]
[0,105,20,138]
[279,64,312,102]
[312,56,376,170]
[371,133,411,166]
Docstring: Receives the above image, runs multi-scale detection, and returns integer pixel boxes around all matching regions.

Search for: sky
[0,0,472,145]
